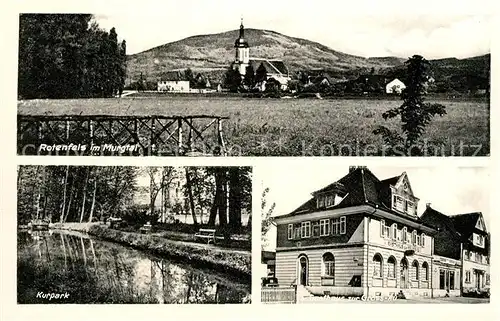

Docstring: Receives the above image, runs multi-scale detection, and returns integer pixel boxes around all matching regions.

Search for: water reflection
[17,230,250,304]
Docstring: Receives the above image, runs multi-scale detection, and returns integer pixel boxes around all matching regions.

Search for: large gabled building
[421,207,490,297]
[232,20,291,90]
[274,166,436,298]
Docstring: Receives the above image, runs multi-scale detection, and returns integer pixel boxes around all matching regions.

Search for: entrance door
[475,271,482,290]
[298,256,308,286]
[400,258,409,288]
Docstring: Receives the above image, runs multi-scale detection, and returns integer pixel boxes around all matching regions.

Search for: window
[412,261,419,280]
[486,274,490,285]
[332,216,346,235]
[387,256,396,278]
[464,250,470,260]
[420,233,426,246]
[381,219,390,237]
[449,271,455,290]
[373,254,383,277]
[322,253,335,286]
[294,227,300,239]
[319,219,330,236]
[325,195,335,207]
[422,262,429,281]
[412,230,417,244]
[439,270,445,289]
[416,234,420,246]
[393,195,405,211]
[312,221,320,237]
[465,271,471,283]
[318,196,325,208]
[287,224,293,240]
[301,221,311,238]
[391,223,397,240]
[402,227,407,242]
[340,216,346,234]
[406,200,415,214]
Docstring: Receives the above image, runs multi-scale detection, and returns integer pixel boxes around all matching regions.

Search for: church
[232,20,291,90]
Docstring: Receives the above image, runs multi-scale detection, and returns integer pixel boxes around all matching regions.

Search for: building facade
[385,78,406,94]
[421,207,490,297]
[274,167,436,298]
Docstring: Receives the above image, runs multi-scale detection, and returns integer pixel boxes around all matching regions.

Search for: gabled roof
[283,167,419,221]
[249,58,289,76]
[420,206,461,237]
[158,70,189,81]
[449,212,487,236]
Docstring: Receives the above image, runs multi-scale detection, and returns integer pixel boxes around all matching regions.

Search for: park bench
[139,222,152,234]
[194,228,217,244]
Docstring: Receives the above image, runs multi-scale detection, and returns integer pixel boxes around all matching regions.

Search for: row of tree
[17,166,252,233]
[18,14,127,99]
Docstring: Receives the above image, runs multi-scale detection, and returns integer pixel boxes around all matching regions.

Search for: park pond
[17,229,251,304]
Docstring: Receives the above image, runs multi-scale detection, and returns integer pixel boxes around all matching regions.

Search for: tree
[223,67,241,92]
[18,14,127,99]
[185,68,195,88]
[373,55,446,155]
[261,187,275,249]
[255,63,267,83]
[243,65,255,89]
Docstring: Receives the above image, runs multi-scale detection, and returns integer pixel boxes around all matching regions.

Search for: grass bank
[53,223,251,281]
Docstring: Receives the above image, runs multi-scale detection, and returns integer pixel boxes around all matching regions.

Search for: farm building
[273,166,436,298]
[386,78,406,94]
[232,19,291,90]
[157,70,190,92]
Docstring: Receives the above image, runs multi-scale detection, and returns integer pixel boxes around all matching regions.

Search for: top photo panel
[16,9,490,156]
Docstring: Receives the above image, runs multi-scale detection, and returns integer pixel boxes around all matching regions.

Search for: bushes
[120,205,159,226]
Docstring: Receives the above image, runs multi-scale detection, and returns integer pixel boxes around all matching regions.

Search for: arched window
[373,254,383,277]
[387,256,396,278]
[322,252,335,286]
[422,262,429,281]
[322,253,335,277]
[412,260,419,280]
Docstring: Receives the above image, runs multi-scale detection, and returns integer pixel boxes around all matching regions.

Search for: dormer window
[316,192,346,209]
[392,194,417,216]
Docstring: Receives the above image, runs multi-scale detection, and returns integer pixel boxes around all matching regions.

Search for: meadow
[18,96,490,156]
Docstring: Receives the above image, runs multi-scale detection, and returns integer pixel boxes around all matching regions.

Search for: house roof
[281,167,425,224]
[158,70,188,81]
[249,58,289,76]
[449,212,486,236]
[420,206,461,237]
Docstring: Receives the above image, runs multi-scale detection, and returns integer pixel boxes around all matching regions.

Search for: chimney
[426,203,431,208]
[349,166,367,173]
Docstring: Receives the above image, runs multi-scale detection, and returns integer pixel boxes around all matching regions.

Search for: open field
[18,96,489,156]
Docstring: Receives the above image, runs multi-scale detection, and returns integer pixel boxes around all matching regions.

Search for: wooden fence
[261,286,297,304]
[17,114,229,156]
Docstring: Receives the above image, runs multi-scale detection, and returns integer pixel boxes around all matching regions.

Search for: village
[133,20,488,98]
[261,166,490,303]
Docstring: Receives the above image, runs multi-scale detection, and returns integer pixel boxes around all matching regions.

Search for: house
[386,78,406,94]
[274,166,436,298]
[421,207,490,297]
[157,70,190,93]
[232,19,291,90]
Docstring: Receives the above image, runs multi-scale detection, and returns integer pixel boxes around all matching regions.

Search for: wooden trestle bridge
[17,114,229,156]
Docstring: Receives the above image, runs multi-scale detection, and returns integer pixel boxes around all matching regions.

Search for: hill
[126,28,405,83]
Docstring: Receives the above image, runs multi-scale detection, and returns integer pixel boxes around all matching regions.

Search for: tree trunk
[79,167,90,223]
[60,165,70,223]
[63,183,75,223]
[88,177,97,223]
[208,170,222,226]
[219,169,227,227]
[185,168,198,226]
[228,167,242,230]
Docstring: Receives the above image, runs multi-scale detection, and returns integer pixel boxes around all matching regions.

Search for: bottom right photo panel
[260,164,490,304]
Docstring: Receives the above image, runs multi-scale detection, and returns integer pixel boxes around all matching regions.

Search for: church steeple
[234,17,249,48]
[239,17,245,39]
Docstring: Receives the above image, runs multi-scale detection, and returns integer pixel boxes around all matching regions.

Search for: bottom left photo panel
[16,165,252,304]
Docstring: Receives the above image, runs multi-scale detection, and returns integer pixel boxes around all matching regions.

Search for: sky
[89,0,492,58]
[261,164,491,250]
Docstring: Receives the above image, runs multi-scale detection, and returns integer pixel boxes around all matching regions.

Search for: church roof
[249,59,289,76]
